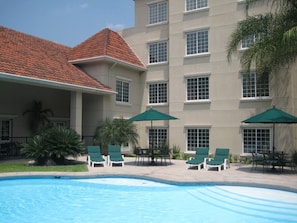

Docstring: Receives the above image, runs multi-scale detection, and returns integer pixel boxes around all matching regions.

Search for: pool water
[0,177,296,223]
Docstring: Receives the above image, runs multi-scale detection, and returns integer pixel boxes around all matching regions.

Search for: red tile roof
[68,28,145,69]
[0,26,114,93]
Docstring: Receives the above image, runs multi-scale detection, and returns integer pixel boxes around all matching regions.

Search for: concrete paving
[1,156,296,192]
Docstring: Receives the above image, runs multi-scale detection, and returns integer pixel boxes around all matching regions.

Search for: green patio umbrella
[129,108,178,163]
[242,106,297,155]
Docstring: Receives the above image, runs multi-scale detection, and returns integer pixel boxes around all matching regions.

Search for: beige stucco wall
[119,0,297,156]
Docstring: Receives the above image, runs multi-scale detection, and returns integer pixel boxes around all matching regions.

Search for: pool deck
[1,156,296,192]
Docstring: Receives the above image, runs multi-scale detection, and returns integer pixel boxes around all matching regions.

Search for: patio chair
[156,147,171,165]
[87,146,106,167]
[206,148,230,171]
[186,148,210,170]
[251,152,266,171]
[135,147,150,165]
[108,145,125,167]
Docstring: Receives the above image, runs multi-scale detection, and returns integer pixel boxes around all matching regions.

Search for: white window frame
[148,128,168,148]
[148,41,168,64]
[186,128,210,152]
[148,82,168,105]
[242,127,271,154]
[148,1,168,25]
[241,33,263,49]
[0,119,12,143]
[185,0,208,12]
[241,71,270,99]
[116,78,130,104]
[186,75,210,102]
[185,29,209,56]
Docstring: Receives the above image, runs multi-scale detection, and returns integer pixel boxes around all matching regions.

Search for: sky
[0,0,135,47]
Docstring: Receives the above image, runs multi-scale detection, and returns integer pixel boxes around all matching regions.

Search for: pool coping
[1,157,296,193]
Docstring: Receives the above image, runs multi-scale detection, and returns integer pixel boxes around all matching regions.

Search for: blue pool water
[0,177,297,223]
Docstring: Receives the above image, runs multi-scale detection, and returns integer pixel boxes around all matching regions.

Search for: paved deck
[1,156,296,192]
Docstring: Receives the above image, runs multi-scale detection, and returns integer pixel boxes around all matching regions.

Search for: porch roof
[0,26,115,95]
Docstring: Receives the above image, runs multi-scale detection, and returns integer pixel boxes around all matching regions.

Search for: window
[0,119,11,142]
[186,0,208,11]
[186,76,209,101]
[148,41,168,64]
[186,128,209,151]
[148,82,167,104]
[116,79,130,103]
[242,71,269,99]
[186,30,209,55]
[148,1,167,25]
[149,128,168,148]
[243,128,271,154]
[241,34,263,49]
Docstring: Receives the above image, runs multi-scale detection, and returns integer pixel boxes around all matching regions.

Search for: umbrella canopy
[129,108,178,122]
[129,108,178,164]
[243,106,297,124]
[242,106,297,156]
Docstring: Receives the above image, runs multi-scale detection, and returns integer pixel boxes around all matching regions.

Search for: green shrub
[22,125,85,165]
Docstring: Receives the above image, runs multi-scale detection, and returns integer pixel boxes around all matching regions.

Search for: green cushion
[89,153,105,162]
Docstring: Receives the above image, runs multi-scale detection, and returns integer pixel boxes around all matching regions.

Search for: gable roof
[0,26,115,94]
[68,28,145,70]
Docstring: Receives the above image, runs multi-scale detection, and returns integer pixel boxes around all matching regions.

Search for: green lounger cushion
[186,148,209,164]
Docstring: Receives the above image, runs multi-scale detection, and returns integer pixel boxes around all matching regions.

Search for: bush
[22,125,85,165]
[94,118,139,154]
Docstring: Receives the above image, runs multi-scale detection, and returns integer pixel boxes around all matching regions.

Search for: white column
[70,91,82,136]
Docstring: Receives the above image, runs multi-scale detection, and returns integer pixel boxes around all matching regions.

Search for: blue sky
[0,0,134,47]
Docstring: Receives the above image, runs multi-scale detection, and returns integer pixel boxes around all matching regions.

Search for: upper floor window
[242,71,269,99]
[243,128,271,154]
[186,128,209,152]
[186,30,209,55]
[186,0,208,11]
[148,82,168,104]
[148,41,168,64]
[186,76,209,101]
[116,79,130,103]
[241,34,263,49]
[148,1,168,25]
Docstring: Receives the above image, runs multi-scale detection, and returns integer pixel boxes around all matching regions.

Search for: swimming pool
[0,177,296,223]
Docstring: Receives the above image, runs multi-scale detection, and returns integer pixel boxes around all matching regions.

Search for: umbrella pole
[150,120,155,164]
[272,124,276,170]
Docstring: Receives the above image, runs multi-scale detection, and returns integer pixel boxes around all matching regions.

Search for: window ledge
[184,100,211,105]
[147,103,168,107]
[240,97,272,102]
[147,62,168,67]
[116,102,132,106]
[184,53,210,59]
[184,7,209,15]
[237,0,246,4]
[146,21,168,28]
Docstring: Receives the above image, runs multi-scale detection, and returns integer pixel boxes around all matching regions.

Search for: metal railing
[0,136,95,159]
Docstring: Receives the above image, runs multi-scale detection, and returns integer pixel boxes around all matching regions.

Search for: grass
[0,160,88,173]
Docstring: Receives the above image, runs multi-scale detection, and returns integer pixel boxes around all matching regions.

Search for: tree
[23,100,54,134]
[94,118,139,149]
[227,0,297,74]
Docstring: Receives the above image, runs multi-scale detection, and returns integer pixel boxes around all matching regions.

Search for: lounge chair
[87,146,105,167]
[108,145,125,167]
[206,148,230,171]
[186,148,209,170]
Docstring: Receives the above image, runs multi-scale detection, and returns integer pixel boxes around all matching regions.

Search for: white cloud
[106,23,125,31]
[79,3,89,9]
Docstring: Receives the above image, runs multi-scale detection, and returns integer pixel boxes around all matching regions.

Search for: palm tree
[23,100,54,135]
[227,0,297,74]
[94,118,139,151]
